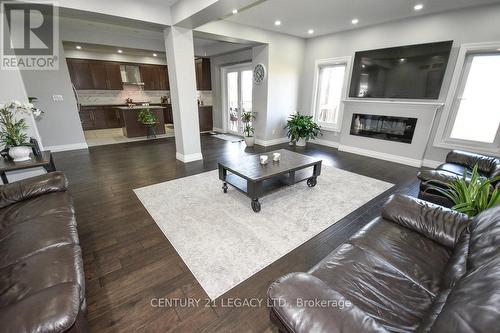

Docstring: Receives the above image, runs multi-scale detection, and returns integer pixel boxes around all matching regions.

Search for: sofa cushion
[0,283,81,333]
[309,240,436,332]
[348,218,451,296]
[437,163,471,177]
[0,244,85,307]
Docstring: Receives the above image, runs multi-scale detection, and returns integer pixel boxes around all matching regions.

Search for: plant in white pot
[284,113,322,147]
[241,111,256,147]
[0,100,42,162]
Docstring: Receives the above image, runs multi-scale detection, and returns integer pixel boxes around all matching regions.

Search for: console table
[0,151,56,184]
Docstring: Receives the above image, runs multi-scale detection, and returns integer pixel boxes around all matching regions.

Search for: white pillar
[164,26,202,163]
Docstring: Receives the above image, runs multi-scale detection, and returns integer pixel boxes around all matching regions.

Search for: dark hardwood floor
[53,135,421,333]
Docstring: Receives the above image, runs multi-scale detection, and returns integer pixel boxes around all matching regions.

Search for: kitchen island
[115,106,166,138]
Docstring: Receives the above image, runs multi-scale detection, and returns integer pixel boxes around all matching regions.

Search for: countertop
[115,106,167,110]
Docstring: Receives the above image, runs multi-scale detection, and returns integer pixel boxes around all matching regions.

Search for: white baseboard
[176,152,203,163]
[212,127,225,133]
[255,137,289,147]
[45,142,88,152]
[310,138,340,148]
[339,144,423,167]
[422,159,443,168]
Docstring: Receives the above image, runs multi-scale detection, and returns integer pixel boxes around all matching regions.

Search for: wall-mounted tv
[349,41,453,99]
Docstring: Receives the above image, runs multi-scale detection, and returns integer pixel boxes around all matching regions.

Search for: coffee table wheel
[222,182,228,193]
[307,177,317,187]
[251,199,261,213]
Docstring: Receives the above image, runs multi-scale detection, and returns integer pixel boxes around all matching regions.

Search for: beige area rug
[134,165,393,300]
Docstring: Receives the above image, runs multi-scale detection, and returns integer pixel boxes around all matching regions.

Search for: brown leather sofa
[268,194,500,333]
[417,150,500,207]
[0,172,87,333]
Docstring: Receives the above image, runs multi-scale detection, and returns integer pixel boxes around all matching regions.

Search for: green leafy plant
[241,111,256,137]
[427,164,500,217]
[0,101,42,147]
[284,113,322,142]
[137,109,157,125]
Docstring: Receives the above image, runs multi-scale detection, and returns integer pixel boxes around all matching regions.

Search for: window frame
[434,42,500,156]
[311,57,352,132]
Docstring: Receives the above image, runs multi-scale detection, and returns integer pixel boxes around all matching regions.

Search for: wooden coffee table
[218,149,322,212]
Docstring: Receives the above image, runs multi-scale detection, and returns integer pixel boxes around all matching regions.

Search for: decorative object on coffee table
[241,111,256,147]
[0,150,56,184]
[218,149,322,212]
[284,112,322,147]
[0,100,43,162]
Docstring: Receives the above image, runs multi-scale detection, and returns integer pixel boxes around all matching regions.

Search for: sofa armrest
[417,169,460,185]
[0,171,68,209]
[268,273,387,333]
[381,194,470,249]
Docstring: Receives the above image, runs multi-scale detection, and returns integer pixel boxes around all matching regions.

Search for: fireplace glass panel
[350,114,417,144]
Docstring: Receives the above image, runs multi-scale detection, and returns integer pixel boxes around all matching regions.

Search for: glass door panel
[224,64,253,135]
[227,71,239,134]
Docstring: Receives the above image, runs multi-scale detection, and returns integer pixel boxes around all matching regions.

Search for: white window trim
[433,42,500,157]
[311,56,352,132]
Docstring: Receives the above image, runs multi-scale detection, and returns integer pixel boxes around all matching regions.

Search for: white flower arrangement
[0,100,43,147]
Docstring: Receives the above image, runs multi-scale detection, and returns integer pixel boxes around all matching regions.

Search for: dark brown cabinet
[195,58,211,91]
[163,104,173,124]
[79,106,122,130]
[198,106,213,132]
[67,59,123,90]
[140,65,169,91]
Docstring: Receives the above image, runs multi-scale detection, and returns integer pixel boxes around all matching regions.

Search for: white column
[164,26,202,162]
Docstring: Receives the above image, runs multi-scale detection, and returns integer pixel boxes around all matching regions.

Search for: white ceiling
[225,0,500,38]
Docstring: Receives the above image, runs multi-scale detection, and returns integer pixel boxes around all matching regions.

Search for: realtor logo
[1,1,59,70]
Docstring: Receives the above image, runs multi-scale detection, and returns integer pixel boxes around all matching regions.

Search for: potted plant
[0,100,42,162]
[138,108,158,139]
[427,165,500,217]
[241,111,256,147]
[284,113,322,147]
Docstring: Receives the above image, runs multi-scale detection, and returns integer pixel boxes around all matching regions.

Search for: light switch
[52,95,64,102]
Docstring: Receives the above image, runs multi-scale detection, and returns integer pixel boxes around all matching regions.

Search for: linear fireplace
[350,113,418,144]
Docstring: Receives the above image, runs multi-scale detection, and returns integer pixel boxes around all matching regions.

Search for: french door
[223,63,253,135]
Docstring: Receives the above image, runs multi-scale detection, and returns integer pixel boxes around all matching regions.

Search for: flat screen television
[349,41,453,99]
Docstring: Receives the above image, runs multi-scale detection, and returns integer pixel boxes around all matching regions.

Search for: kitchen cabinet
[198,106,213,132]
[163,104,173,124]
[68,59,123,90]
[195,58,211,91]
[140,65,169,91]
[79,106,121,130]
[67,59,94,90]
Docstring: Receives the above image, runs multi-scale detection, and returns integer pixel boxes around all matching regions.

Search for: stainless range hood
[120,65,144,86]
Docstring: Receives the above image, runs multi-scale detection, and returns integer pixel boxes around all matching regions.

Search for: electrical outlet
[52,95,63,102]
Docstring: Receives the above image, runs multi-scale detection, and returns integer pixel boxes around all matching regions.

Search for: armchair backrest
[446,150,500,178]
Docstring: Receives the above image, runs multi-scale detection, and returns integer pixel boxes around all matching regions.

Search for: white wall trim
[45,142,88,152]
[339,144,423,168]
[422,159,444,168]
[176,152,203,163]
[255,137,289,147]
[310,138,340,148]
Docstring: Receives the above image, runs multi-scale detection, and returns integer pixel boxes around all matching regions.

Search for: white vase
[9,146,32,162]
[296,138,307,147]
[244,136,255,147]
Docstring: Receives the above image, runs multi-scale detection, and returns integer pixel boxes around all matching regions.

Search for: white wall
[197,20,305,142]
[210,48,253,130]
[300,4,500,163]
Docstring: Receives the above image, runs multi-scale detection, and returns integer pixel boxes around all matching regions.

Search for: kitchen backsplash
[78,86,213,106]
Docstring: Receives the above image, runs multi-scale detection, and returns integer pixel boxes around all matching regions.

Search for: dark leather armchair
[0,172,87,333]
[417,150,500,207]
[268,194,500,333]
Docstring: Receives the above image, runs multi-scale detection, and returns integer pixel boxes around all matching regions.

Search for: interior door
[224,64,253,135]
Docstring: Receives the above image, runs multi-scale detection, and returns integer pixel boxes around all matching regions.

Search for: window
[449,54,500,143]
[312,57,350,131]
[434,43,500,155]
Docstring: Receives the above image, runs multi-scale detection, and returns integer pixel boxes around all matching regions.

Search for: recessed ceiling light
[117,49,123,53]
[232,9,238,14]
[153,53,158,57]
[414,4,424,11]
[351,18,359,25]
[274,20,281,26]
[75,45,82,50]
[308,29,314,35]
[400,58,406,62]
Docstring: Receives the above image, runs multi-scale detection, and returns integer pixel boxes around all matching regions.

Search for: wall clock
[253,63,266,85]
